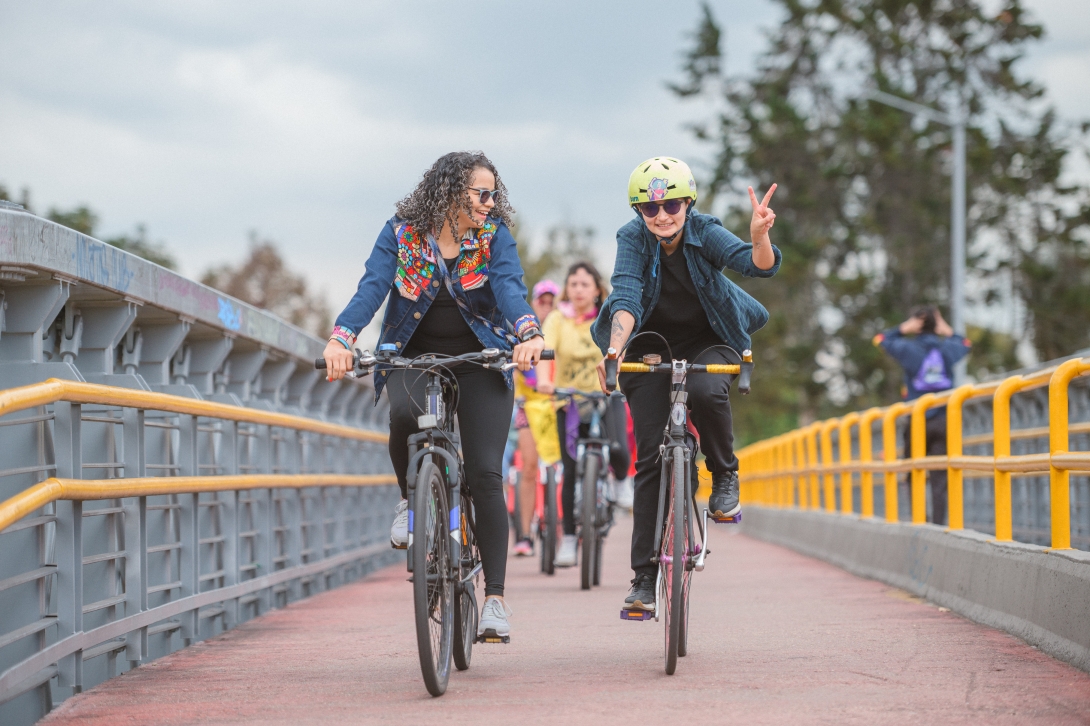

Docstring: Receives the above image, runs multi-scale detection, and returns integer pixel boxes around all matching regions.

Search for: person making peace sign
[593,157,781,612]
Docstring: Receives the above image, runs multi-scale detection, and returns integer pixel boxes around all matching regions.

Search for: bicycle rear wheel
[412,461,453,696]
[580,454,600,591]
[453,503,478,671]
[662,451,685,675]
[541,467,558,575]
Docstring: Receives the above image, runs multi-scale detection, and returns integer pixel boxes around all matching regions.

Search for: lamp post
[867,90,967,384]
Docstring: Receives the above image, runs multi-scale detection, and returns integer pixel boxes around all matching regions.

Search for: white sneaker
[390,499,408,549]
[617,477,634,510]
[477,596,513,638]
[555,534,578,567]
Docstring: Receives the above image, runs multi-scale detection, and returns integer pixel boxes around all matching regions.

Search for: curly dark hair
[395,151,515,236]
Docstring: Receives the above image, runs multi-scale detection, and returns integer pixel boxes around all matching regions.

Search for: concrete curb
[740,507,1090,673]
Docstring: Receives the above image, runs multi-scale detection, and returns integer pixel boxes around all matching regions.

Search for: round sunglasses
[469,187,502,205]
[636,199,685,218]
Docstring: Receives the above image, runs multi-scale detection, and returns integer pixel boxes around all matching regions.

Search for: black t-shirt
[405,257,483,357]
[626,245,721,361]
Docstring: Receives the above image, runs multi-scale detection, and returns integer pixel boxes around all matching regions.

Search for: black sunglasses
[469,187,501,204]
[636,199,685,218]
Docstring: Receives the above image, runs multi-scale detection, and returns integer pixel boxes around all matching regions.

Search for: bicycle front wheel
[663,451,686,675]
[580,454,600,591]
[412,461,453,696]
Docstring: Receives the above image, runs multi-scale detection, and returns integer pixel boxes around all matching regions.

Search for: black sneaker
[624,573,656,611]
[708,472,741,518]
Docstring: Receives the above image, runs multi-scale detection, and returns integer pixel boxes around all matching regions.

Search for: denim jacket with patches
[592,212,781,356]
[331,215,538,399]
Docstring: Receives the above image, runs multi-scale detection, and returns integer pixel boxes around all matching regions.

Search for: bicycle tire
[580,454,600,591]
[678,460,693,658]
[453,505,478,671]
[593,530,603,586]
[412,461,453,696]
[663,450,685,674]
[542,468,558,576]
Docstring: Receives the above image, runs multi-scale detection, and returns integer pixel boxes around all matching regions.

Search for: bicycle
[503,428,562,574]
[537,461,562,575]
[604,344,753,675]
[553,388,625,590]
[316,345,554,696]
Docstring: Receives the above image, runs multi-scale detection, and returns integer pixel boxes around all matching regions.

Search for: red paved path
[44,515,1090,725]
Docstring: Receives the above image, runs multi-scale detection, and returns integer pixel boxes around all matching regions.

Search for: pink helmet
[532,280,559,300]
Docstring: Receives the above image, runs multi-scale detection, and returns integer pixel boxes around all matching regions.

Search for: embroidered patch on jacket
[394,224,435,301]
[456,221,495,290]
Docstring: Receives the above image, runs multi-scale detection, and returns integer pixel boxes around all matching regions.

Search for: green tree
[513,221,598,297]
[672,0,1090,436]
[202,232,332,338]
[0,185,178,270]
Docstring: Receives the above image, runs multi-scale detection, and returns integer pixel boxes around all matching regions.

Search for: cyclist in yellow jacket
[512,281,560,556]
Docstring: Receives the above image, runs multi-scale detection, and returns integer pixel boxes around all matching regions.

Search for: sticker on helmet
[647,177,668,201]
[689,177,696,191]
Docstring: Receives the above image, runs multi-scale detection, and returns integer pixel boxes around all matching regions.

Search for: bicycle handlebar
[315,348,554,373]
[604,350,754,395]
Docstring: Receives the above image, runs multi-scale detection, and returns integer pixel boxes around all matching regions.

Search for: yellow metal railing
[0,379,395,533]
[737,358,1090,550]
[0,378,388,443]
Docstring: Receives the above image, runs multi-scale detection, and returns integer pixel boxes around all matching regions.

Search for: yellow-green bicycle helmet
[627,157,698,206]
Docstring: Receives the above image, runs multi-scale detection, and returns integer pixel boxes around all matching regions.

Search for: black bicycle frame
[650,359,702,566]
[405,369,466,577]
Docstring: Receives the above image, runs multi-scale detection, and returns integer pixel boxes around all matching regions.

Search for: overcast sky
[2,0,1088,326]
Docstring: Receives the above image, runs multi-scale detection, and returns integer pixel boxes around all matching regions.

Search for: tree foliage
[0,185,178,270]
[201,232,332,338]
[514,222,599,296]
[673,0,1090,435]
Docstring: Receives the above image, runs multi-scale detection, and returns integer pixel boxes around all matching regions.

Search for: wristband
[518,326,543,343]
[513,314,540,342]
[329,325,356,350]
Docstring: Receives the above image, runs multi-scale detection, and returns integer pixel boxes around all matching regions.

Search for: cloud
[0,0,1087,317]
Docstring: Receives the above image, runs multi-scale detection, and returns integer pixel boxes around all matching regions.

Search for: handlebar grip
[315,353,361,372]
[604,357,618,392]
[737,361,753,395]
[540,349,555,361]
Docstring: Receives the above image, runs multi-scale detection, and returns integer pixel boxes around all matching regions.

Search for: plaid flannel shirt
[592,212,781,356]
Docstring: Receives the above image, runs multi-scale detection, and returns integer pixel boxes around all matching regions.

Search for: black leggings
[386,364,514,597]
[556,403,630,536]
[621,346,739,576]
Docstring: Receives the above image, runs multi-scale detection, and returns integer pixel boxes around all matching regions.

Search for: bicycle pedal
[620,608,655,621]
[710,512,742,524]
[475,631,510,644]
[391,542,407,550]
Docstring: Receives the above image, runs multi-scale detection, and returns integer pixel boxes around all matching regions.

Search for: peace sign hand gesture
[749,183,778,245]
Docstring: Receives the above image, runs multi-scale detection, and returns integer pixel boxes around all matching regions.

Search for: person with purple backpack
[873,305,971,525]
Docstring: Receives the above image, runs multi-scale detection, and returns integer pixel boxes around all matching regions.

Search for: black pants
[621,346,738,577]
[556,403,630,536]
[901,409,948,526]
[387,365,513,597]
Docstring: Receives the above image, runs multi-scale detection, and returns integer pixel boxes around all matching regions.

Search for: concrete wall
[741,507,1090,673]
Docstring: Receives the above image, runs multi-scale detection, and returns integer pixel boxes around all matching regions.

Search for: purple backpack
[912,347,952,392]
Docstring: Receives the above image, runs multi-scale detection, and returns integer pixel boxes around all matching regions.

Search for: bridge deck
[43,515,1090,725]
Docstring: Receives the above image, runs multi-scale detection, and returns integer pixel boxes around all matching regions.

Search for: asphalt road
[43,513,1090,725]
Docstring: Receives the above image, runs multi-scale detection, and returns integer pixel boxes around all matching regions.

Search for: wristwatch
[518,326,543,343]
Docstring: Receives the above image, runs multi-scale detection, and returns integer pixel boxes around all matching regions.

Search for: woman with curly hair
[323,151,546,639]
